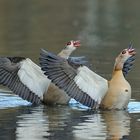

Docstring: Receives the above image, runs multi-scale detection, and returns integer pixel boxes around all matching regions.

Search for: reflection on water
[0,0,140,140]
[72,113,107,140]
[73,111,130,140]
[0,91,139,140]
[0,92,30,109]
[0,105,131,140]
[102,111,130,140]
[16,106,49,140]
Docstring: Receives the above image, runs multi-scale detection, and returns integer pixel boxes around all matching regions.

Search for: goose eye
[122,50,126,54]
[67,42,71,46]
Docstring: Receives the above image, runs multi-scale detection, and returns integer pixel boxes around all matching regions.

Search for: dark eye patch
[122,50,126,54]
[67,42,71,46]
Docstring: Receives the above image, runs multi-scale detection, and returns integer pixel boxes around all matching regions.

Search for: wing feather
[40,49,108,108]
[0,57,51,104]
[18,58,51,99]
[123,55,135,77]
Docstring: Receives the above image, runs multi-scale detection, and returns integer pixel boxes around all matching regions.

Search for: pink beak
[127,44,136,55]
[73,40,81,48]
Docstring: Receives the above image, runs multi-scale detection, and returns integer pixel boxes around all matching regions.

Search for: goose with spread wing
[0,40,88,105]
[40,44,136,110]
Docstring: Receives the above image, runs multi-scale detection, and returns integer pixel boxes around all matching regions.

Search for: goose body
[100,70,131,109]
[0,40,89,105]
[40,44,136,110]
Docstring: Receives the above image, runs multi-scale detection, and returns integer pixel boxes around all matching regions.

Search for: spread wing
[40,49,108,108]
[0,57,50,104]
[123,55,135,77]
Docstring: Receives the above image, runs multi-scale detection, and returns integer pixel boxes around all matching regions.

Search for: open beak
[128,48,136,55]
[127,44,136,56]
[73,40,81,47]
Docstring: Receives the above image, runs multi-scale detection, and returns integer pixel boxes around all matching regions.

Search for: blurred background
[0,0,140,139]
[0,0,139,99]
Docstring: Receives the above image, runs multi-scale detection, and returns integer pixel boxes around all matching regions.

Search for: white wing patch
[74,66,108,104]
[18,58,51,100]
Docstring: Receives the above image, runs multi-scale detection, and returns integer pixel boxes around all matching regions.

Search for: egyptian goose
[40,44,136,110]
[43,41,88,105]
[0,40,87,105]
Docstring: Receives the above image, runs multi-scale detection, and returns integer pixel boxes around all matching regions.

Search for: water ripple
[69,98,140,113]
[0,92,31,109]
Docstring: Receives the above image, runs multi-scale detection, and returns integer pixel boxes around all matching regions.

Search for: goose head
[114,44,136,71]
[65,40,81,51]
[58,40,81,59]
